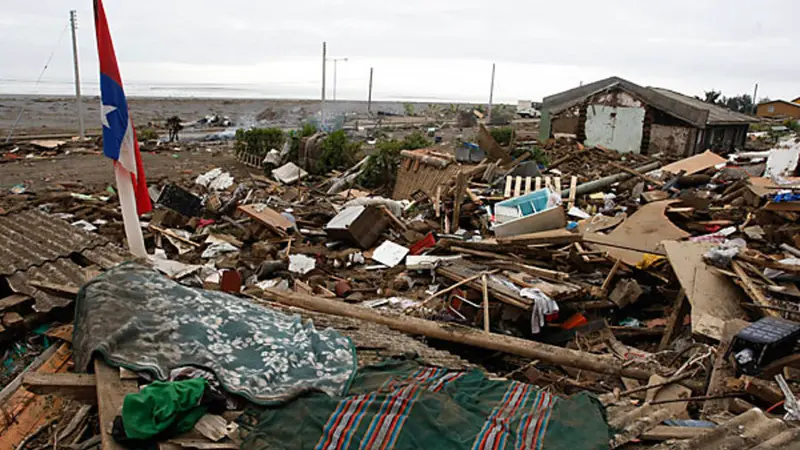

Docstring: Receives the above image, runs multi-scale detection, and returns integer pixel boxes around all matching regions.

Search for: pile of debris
[1,125,799,449]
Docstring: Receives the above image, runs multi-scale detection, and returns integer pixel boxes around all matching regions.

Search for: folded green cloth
[121,378,209,440]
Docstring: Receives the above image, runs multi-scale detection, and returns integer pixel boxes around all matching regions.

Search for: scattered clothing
[73,263,357,405]
[236,360,609,450]
[112,378,226,446]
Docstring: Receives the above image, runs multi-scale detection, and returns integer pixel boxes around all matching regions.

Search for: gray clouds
[1,0,798,102]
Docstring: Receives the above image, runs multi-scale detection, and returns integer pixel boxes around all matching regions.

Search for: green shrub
[358,132,432,189]
[784,119,800,132]
[358,140,404,188]
[318,130,359,172]
[403,103,415,116]
[490,127,513,146]
[402,131,432,150]
[137,128,159,141]
[235,127,285,156]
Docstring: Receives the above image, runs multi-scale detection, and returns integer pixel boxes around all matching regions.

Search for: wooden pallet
[235,149,264,169]
[504,176,562,198]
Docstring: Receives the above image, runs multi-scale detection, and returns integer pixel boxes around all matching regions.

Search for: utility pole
[70,10,85,139]
[329,57,348,101]
[321,41,327,129]
[487,63,496,123]
[367,67,374,115]
[752,83,759,115]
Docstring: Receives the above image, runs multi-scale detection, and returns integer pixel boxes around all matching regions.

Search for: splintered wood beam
[658,288,688,351]
[22,373,97,403]
[731,261,781,318]
[94,359,138,450]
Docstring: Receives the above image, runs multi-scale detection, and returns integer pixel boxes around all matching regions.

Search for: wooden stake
[514,176,522,197]
[418,270,497,309]
[434,185,441,217]
[545,176,552,190]
[524,177,532,195]
[452,171,467,232]
[482,274,490,333]
[658,288,688,351]
[535,177,541,191]
[568,176,577,209]
[600,259,623,297]
[554,177,562,194]
[504,176,512,198]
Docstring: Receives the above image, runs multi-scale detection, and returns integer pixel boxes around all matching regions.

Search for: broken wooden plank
[0,294,33,312]
[513,175,522,197]
[95,359,138,450]
[657,288,688,351]
[732,261,781,318]
[482,275,490,333]
[702,319,749,418]
[27,281,80,298]
[260,290,654,380]
[640,426,705,441]
[237,204,293,237]
[503,176,512,198]
[22,373,97,403]
[149,225,201,247]
[497,229,581,246]
[451,171,467,233]
[567,176,577,210]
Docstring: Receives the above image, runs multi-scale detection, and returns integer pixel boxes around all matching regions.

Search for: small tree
[403,103,416,116]
[318,130,359,172]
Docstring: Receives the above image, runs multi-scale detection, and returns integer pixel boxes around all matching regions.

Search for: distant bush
[402,131,431,150]
[784,119,800,132]
[490,127,514,146]
[358,132,433,189]
[137,128,159,141]
[235,128,285,156]
[403,103,415,116]
[318,130,360,172]
[359,140,405,188]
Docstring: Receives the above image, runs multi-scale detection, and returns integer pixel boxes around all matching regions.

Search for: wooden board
[660,150,727,175]
[237,204,294,237]
[477,124,512,163]
[496,229,581,246]
[95,359,139,450]
[663,241,748,341]
[0,343,71,447]
[589,201,689,266]
[22,373,98,403]
[577,213,626,234]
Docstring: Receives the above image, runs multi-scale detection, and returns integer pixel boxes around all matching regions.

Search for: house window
[768,105,775,113]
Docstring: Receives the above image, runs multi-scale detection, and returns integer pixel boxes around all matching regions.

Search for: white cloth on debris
[520,288,558,334]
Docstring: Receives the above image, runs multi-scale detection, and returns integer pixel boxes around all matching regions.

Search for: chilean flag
[94,0,152,215]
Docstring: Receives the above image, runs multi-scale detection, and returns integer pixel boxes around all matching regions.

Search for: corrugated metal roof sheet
[6,258,92,312]
[0,209,109,276]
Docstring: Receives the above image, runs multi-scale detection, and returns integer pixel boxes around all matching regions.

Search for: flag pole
[115,163,147,257]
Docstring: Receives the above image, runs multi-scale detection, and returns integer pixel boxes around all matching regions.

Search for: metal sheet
[0,209,108,276]
[6,258,91,312]
[585,104,645,153]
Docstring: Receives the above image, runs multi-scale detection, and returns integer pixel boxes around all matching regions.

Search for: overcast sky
[1,0,798,103]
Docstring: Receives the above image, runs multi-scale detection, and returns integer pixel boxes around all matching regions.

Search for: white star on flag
[101,103,117,128]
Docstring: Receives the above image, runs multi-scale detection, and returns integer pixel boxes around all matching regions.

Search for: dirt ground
[0,142,255,193]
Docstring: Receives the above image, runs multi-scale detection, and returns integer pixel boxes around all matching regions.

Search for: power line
[5,20,71,143]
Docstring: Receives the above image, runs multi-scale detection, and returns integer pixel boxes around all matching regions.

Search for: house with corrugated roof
[539,76,758,156]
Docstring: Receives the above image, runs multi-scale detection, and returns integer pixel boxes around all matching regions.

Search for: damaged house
[539,76,758,156]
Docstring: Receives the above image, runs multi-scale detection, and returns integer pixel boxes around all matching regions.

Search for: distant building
[756,100,800,119]
[539,76,758,156]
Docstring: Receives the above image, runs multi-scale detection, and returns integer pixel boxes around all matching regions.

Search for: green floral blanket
[72,262,357,404]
